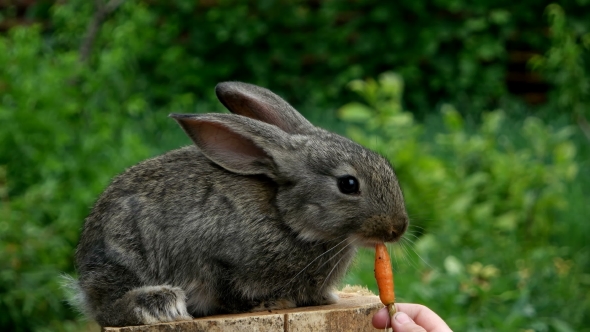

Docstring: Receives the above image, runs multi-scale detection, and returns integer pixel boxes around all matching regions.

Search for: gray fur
[72,82,409,327]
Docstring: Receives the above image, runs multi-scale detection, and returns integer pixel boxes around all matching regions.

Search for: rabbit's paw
[132,285,193,324]
[321,291,339,305]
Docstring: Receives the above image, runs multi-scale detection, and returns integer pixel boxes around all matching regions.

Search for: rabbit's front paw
[320,291,339,305]
[132,285,193,324]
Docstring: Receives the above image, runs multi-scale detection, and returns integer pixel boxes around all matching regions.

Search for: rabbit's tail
[60,274,92,317]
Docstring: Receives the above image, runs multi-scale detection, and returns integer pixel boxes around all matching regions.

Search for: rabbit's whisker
[399,235,411,245]
[279,237,350,291]
[310,233,349,248]
[390,242,401,268]
[394,240,412,269]
[401,236,432,269]
[398,239,418,269]
[407,222,425,230]
[313,238,356,273]
[318,245,352,291]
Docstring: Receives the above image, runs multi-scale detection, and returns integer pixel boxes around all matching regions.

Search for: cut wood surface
[103,289,382,332]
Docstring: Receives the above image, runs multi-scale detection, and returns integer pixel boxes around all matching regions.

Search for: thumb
[392,312,427,332]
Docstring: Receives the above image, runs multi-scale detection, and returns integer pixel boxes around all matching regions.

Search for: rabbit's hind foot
[130,285,193,325]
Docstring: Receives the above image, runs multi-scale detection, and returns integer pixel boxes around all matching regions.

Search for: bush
[0,24,162,331]
[530,4,590,139]
[340,73,588,331]
[6,0,590,116]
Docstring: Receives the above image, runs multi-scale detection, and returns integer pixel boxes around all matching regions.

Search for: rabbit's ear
[215,82,314,135]
[170,113,288,176]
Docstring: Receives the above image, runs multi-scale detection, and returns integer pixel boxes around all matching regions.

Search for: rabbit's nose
[357,214,408,243]
[390,229,399,240]
[388,214,408,241]
[385,227,402,242]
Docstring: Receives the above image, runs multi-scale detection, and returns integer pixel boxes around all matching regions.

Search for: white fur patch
[131,285,193,324]
[60,275,87,314]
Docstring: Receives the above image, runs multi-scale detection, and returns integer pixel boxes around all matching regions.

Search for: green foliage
[159,0,586,114]
[530,4,590,138]
[0,22,168,331]
[340,73,589,331]
[539,4,590,109]
[14,0,588,116]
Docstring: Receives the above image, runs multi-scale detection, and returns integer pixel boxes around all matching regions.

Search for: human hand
[372,303,452,332]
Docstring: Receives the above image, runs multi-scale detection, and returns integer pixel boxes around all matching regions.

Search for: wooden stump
[102,289,382,332]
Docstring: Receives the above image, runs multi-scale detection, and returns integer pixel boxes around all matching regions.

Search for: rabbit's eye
[337,175,360,194]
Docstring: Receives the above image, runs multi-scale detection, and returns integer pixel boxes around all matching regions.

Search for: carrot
[375,242,396,316]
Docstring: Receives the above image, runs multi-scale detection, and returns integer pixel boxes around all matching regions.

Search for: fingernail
[394,312,412,324]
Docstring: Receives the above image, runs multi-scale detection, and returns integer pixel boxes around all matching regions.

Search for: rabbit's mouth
[353,220,407,247]
[352,234,403,248]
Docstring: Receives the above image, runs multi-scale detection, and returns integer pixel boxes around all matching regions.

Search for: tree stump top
[103,288,382,332]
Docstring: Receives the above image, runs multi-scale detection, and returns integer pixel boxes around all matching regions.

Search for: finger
[392,312,427,332]
[371,307,392,329]
[394,303,452,332]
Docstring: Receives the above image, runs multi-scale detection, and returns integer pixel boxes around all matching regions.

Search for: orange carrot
[375,242,396,316]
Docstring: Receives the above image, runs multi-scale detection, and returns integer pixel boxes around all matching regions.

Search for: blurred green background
[1,1,589,331]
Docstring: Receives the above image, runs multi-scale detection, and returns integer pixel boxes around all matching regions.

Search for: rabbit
[71,81,409,327]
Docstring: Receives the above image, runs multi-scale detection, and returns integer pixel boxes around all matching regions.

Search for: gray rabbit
[71,82,409,327]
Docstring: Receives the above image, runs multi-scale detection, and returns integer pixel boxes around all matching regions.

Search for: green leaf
[444,256,464,276]
[338,102,374,122]
[550,318,576,332]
